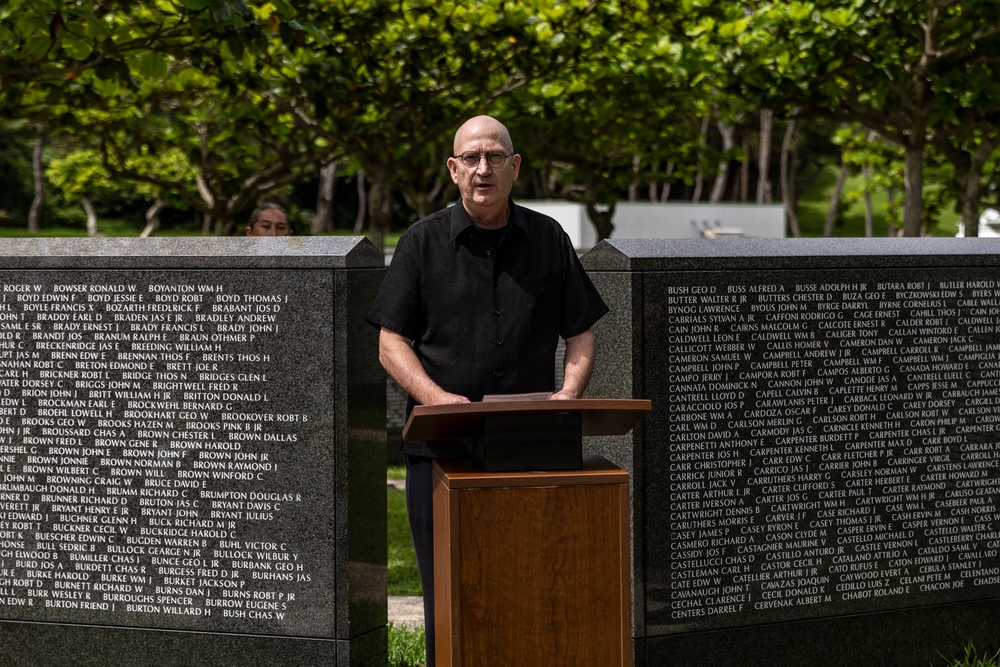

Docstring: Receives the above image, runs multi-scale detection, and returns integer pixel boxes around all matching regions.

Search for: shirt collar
[450,199,530,244]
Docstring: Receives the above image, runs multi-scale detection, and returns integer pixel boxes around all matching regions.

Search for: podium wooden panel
[433,455,632,667]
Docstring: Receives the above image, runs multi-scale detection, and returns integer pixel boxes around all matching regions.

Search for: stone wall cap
[0,236,385,269]
[581,237,1000,271]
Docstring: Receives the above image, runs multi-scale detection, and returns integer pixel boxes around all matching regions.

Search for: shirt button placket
[491,251,503,385]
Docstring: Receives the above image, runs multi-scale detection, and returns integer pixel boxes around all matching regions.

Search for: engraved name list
[0,270,334,637]
[650,269,1000,633]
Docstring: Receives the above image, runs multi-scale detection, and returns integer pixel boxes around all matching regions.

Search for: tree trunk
[648,159,659,202]
[959,186,980,238]
[366,174,391,250]
[886,188,899,237]
[401,180,446,221]
[955,139,1000,238]
[585,201,616,242]
[28,124,45,233]
[823,161,848,238]
[195,167,217,235]
[952,151,978,238]
[740,137,750,202]
[82,197,98,237]
[901,137,925,237]
[140,198,167,238]
[352,171,367,235]
[216,213,239,237]
[692,115,710,202]
[757,109,773,204]
[628,155,640,202]
[780,118,800,237]
[313,161,338,234]
[960,199,979,237]
[862,167,875,238]
[400,153,450,221]
[709,121,735,203]
[862,131,876,238]
[659,162,674,202]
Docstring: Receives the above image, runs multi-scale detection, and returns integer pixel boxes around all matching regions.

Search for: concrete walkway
[389,595,424,628]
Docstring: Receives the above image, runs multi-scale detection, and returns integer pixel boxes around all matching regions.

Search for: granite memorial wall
[582,238,1000,666]
[0,237,386,666]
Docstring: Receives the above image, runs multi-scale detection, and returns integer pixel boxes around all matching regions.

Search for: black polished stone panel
[582,238,1000,665]
[0,237,386,665]
[336,267,387,640]
[640,600,1000,667]
[0,622,385,666]
[644,266,1000,635]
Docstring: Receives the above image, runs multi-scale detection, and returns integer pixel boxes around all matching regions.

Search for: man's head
[246,203,291,236]
[447,116,521,228]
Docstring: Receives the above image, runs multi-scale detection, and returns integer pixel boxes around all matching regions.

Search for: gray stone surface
[0,237,386,665]
[582,237,1000,666]
[586,268,645,633]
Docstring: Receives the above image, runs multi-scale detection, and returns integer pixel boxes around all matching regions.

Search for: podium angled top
[402,398,651,442]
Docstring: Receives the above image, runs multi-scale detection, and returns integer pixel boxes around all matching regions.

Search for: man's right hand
[429,390,472,405]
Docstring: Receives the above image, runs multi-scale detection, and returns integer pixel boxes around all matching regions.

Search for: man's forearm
[379,328,469,405]
[552,329,596,400]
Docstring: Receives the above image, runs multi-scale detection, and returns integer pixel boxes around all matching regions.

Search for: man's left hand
[549,389,578,401]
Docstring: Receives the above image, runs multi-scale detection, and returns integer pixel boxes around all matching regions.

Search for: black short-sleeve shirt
[366,200,609,457]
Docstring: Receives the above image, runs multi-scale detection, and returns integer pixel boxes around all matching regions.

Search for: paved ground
[389,595,424,627]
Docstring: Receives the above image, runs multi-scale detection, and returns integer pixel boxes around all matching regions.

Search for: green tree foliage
[0,122,35,219]
[0,0,279,114]
[280,0,636,246]
[19,2,330,233]
[46,145,193,230]
[1,0,319,232]
[4,0,1000,238]
[503,1,720,240]
[91,55,324,233]
[696,0,1000,235]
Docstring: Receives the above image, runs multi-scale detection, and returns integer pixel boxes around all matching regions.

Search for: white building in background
[956,208,1000,237]
[525,201,787,251]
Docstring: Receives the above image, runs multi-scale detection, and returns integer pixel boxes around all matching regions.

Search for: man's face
[447,121,520,219]
[246,209,290,236]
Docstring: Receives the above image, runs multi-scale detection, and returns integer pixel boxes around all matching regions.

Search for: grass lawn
[794,165,960,238]
[388,485,421,597]
[388,623,425,667]
[941,643,1000,667]
[388,481,425,667]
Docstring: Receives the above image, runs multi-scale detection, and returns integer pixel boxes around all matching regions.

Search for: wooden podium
[404,398,651,471]
[404,399,649,667]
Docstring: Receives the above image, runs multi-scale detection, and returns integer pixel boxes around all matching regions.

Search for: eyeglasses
[454,152,512,169]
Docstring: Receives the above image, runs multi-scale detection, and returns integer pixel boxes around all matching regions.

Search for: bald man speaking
[366,115,608,665]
